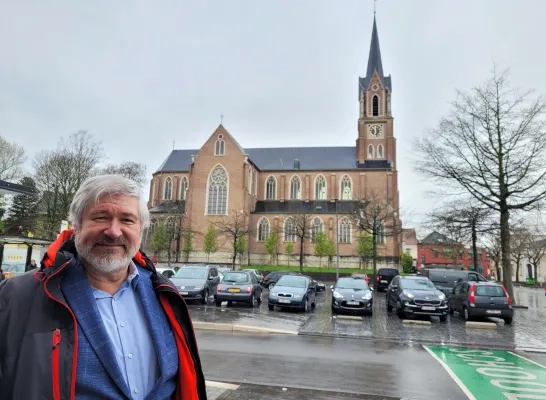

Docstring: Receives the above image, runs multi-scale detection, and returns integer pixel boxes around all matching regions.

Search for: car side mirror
[208,276,215,280]
[390,285,398,290]
[330,285,334,289]
[370,287,374,292]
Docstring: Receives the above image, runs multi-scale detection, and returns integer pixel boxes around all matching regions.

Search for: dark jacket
[0,229,207,400]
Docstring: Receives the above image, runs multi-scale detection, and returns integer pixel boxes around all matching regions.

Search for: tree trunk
[534,263,538,282]
[372,234,378,283]
[515,257,520,283]
[175,234,181,263]
[232,252,237,270]
[299,239,304,273]
[471,222,478,273]
[500,209,515,299]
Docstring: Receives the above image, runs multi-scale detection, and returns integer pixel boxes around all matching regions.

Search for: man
[0,175,207,399]
[25,258,38,272]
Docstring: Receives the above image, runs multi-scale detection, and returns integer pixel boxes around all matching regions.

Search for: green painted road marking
[424,346,546,400]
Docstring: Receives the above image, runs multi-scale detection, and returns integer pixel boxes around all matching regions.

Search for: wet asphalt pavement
[187,285,546,350]
[198,330,467,400]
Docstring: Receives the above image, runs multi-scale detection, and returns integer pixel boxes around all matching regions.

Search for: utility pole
[336,198,340,280]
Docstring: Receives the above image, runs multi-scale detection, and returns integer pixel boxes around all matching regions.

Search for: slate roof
[253,200,357,215]
[0,180,37,196]
[149,200,186,214]
[359,16,392,95]
[155,146,392,174]
[420,231,460,246]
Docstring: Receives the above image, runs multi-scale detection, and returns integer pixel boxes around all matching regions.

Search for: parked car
[1,263,26,279]
[351,272,370,285]
[331,277,373,315]
[420,268,489,297]
[386,276,448,321]
[375,268,400,291]
[314,280,326,292]
[215,271,263,307]
[242,268,264,283]
[268,275,316,312]
[262,271,292,289]
[448,281,513,324]
[169,264,221,304]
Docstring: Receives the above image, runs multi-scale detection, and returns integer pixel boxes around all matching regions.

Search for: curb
[205,380,240,390]
[465,321,497,329]
[402,319,432,326]
[194,321,298,335]
[512,305,529,309]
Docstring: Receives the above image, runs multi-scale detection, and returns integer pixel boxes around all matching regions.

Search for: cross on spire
[220,114,224,124]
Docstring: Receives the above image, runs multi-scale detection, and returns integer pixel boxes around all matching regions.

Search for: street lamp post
[335,198,340,280]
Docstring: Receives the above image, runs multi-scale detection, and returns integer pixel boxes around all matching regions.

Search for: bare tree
[351,190,402,279]
[286,213,314,272]
[0,135,26,181]
[213,210,254,269]
[482,231,502,280]
[33,131,103,238]
[525,232,546,283]
[102,161,147,187]
[415,70,546,298]
[427,201,494,270]
[510,224,530,283]
[162,201,199,263]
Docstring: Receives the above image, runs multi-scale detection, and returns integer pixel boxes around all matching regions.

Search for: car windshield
[3,264,25,273]
[223,272,250,283]
[174,268,208,279]
[276,275,307,288]
[351,274,367,279]
[475,285,505,297]
[336,278,369,290]
[402,278,436,290]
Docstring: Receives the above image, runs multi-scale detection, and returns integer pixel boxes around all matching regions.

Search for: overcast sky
[1,0,544,230]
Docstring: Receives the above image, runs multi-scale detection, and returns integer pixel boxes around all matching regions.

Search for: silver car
[215,271,263,307]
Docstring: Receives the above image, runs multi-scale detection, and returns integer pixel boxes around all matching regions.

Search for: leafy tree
[415,70,546,298]
[5,177,40,235]
[203,224,218,262]
[286,213,314,272]
[357,232,374,269]
[213,211,254,269]
[401,253,413,274]
[0,136,26,181]
[284,242,294,267]
[313,232,328,267]
[150,222,170,258]
[182,230,193,262]
[102,161,147,187]
[264,229,279,265]
[236,235,247,265]
[325,239,336,268]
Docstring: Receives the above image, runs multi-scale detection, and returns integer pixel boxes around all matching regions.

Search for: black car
[331,277,373,315]
[169,264,221,304]
[386,276,448,321]
[420,268,489,297]
[262,271,292,289]
[375,268,400,292]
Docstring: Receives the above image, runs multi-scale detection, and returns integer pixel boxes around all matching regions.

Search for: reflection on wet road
[186,286,546,349]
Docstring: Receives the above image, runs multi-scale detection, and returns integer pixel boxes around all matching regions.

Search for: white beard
[75,234,139,274]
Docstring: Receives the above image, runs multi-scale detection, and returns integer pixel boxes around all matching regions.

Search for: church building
[147,17,401,267]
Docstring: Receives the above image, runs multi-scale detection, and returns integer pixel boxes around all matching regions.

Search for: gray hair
[68,174,150,232]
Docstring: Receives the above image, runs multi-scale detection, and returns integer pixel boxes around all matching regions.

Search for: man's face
[74,194,142,274]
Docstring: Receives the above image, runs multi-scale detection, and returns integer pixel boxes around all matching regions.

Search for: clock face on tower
[368,124,383,139]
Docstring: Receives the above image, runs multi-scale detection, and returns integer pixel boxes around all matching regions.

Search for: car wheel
[201,289,209,305]
[256,291,262,304]
[503,317,513,325]
[439,315,447,322]
[248,295,255,308]
[448,304,454,315]
[396,301,404,319]
[268,304,274,311]
[215,300,222,307]
[463,306,470,321]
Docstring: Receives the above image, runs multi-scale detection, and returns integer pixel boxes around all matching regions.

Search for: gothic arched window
[340,175,352,200]
[164,177,173,200]
[368,144,374,159]
[311,217,324,243]
[215,139,225,156]
[339,217,351,243]
[372,95,379,116]
[290,175,301,200]
[266,176,276,200]
[206,166,228,215]
[284,218,296,242]
[315,175,327,200]
[180,177,188,200]
[258,217,270,241]
[378,144,384,159]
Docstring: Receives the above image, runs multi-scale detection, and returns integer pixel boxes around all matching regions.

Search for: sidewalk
[207,382,401,400]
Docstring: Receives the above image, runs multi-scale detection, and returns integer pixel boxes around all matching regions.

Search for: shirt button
[120,322,126,327]
[128,353,133,359]
[134,388,139,394]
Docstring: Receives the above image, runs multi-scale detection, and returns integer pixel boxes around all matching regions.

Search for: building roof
[359,16,392,94]
[253,200,357,214]
[420,231,460,246]
[149,200,186,214]
[0,180,37,196]
[155,146,392,174]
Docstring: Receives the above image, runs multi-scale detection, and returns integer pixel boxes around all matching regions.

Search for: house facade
[417,232,491,276]
[146,17,401,268]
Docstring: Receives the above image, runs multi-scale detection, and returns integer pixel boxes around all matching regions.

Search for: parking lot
[187,285,546,350]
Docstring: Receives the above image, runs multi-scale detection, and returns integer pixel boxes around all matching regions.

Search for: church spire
[359,15,391,95]
[366,16,384,82]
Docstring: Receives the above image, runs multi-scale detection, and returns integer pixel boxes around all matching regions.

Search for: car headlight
[403,289,415,299]
[363,292,372,300]
[269,292,277,297]
[333,291,343,299]
[197,285,205,290]
[438,293,446,301]
[293,294,302,299]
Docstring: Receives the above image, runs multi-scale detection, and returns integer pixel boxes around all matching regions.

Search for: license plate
[228,288,241,293]
[278,299,290,304]
[346,301,360,305]
[381,280,388,283]
[180,291,188,295]
[486,309,501,314]
[421,306,436,311]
